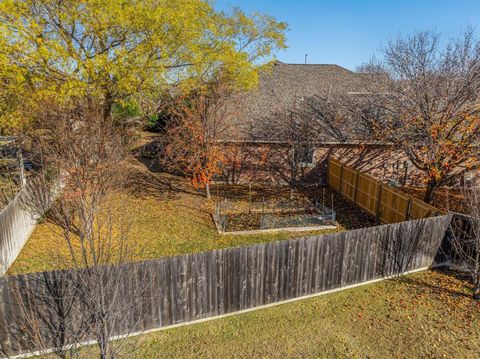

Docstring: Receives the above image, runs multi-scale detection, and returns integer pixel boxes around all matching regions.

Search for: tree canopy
[0,0,287,132]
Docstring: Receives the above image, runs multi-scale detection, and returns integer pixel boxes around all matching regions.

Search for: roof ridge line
[279,63,343,66]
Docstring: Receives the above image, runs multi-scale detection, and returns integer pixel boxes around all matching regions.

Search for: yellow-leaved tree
[0,0,287,133]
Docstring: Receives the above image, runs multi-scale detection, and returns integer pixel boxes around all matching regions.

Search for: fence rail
[328,158,443,224]
[0,215,452,357]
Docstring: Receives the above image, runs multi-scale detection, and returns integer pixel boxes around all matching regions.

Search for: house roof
[221,61,376,142]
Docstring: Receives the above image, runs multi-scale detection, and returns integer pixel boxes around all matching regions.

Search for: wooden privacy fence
[328,158,443,224]
[0,215,451,357]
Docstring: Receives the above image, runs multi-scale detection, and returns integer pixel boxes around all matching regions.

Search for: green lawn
[68,269,480,358]
[8,161,342,275]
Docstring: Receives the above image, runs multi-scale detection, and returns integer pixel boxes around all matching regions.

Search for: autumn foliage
[0,0,286,132]
[161,82,235,198]
[351,30,480,203]
[164,110,224,196]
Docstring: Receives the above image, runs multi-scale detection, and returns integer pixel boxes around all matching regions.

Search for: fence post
[353,170,359,204]
[405,197,412,221]
[403,161,409,185]
[339,164,344,195]
[375,182,383,223]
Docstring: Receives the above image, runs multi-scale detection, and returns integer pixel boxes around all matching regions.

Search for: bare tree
[351,29,480,203]
[8,270,86,358]
[302,94,375,142]
[6,101,149,358]
[248,96,349,193]
[449,186,480,300]
[250,106,313,195]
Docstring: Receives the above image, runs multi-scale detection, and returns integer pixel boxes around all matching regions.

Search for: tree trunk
[103,92,113,121]
[424,178,439,204]
[205,182,211,199]
[474,275,480,301]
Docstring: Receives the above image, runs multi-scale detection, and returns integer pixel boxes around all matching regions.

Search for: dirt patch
[212,185,378,231]
[302,186,378,230]
[401,186,467,214]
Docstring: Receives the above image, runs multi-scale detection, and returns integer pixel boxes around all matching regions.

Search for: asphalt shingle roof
[223,61,375,141]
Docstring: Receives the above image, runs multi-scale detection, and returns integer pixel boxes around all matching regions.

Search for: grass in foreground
[60,269,480,358]
[8,160,342,275]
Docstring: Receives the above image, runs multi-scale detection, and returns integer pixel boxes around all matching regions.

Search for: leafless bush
[249,107,308,192]
[248,96,347,192]
[9,270,86,358]
[449,187,480,300]
[8,101,149,358]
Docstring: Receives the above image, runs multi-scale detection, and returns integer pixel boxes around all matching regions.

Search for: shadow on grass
[175,201,216,230]
[391,268,473,299]
[126,159,204,200]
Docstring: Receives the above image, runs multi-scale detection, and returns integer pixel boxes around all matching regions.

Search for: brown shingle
[223,61,375,141]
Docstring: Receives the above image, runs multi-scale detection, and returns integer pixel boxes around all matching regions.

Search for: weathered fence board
[0,178,61,276]
[328,158,443,223]
[0,190,37,276]
[0,215,452,357]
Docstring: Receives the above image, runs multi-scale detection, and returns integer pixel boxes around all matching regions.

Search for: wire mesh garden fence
[213,194,336,233]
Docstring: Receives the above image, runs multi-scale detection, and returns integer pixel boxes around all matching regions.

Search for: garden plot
[212,197,337,234]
